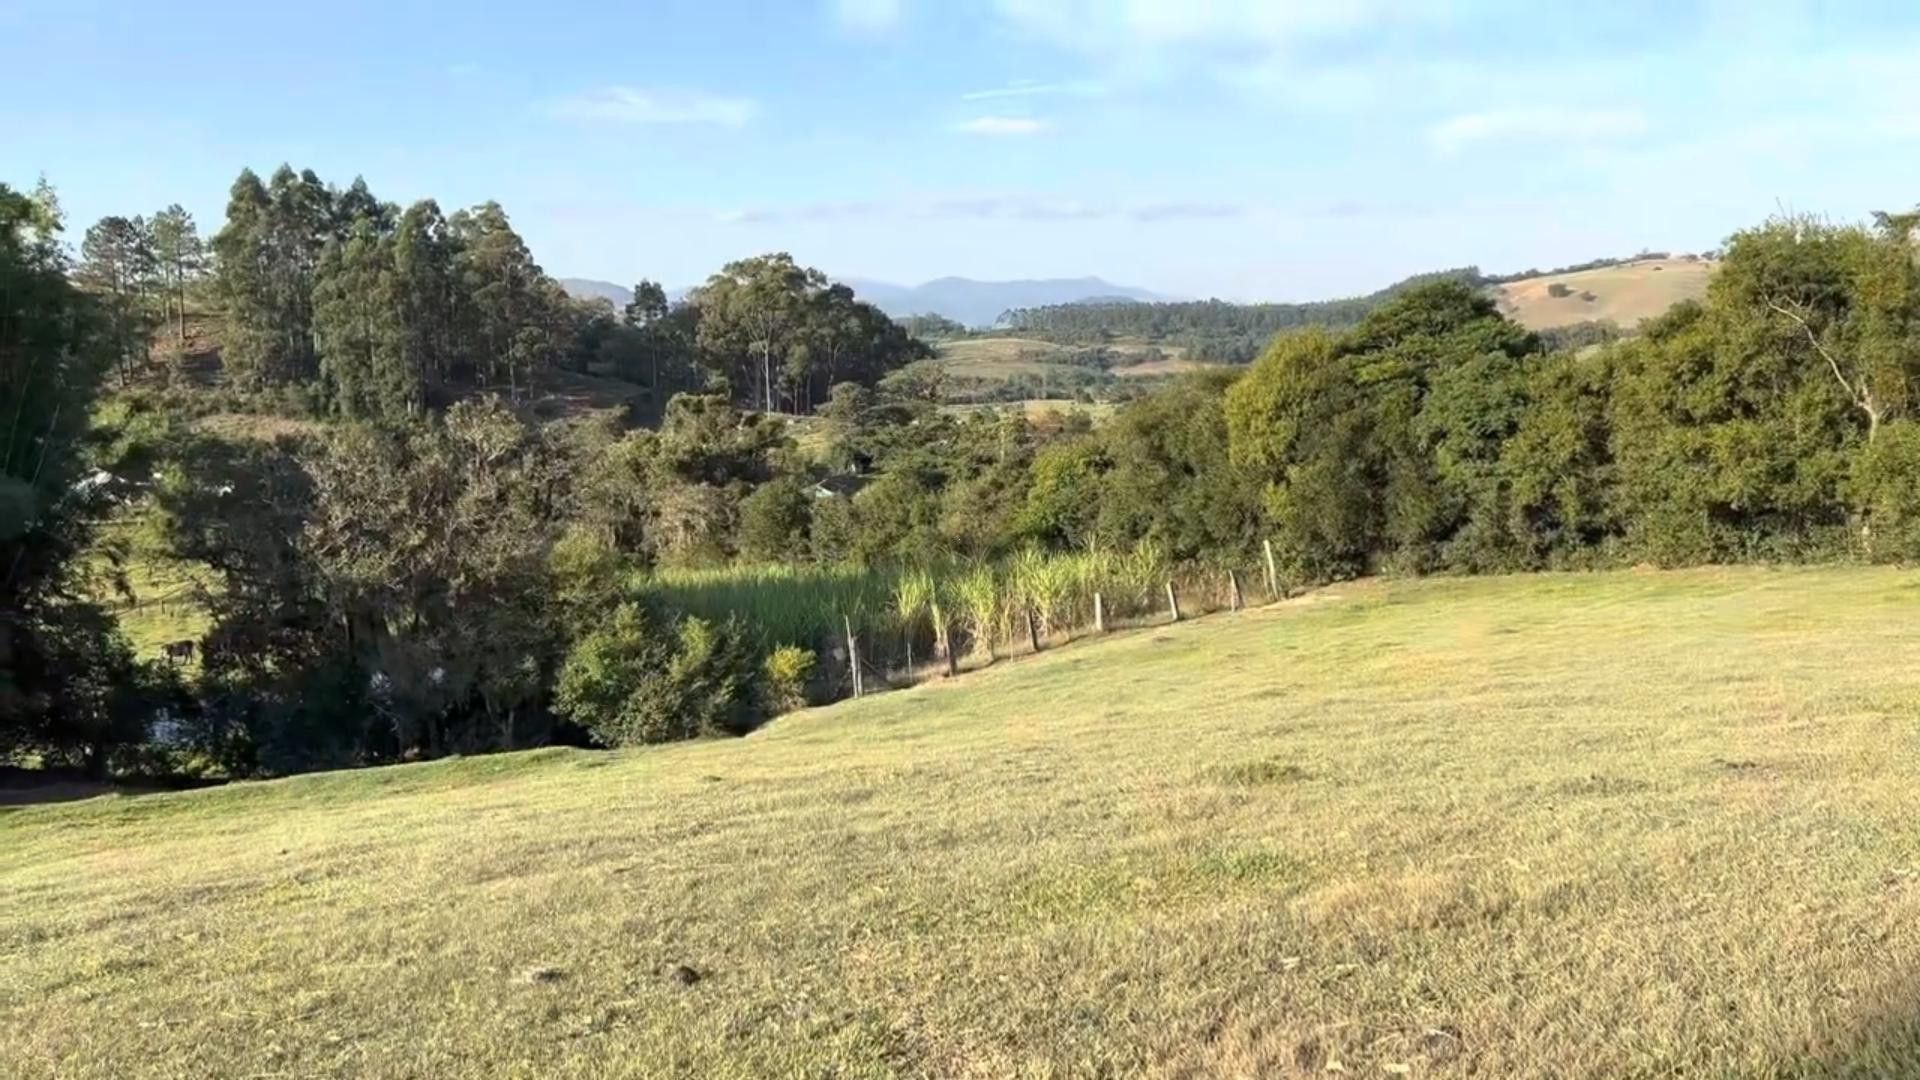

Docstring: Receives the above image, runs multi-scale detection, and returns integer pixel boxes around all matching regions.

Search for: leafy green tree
[1018,436,1108,548]
[148,204,206,345]
[695,253,822,412]
[1850,420,1920,560]
[392,200,461,409]
[213,166,333,387]
[738,476,813,562]
[1094,369,1260,560]
[554,603,755,745]
[2,180,161,770]
[693,254,926,412]
[1606,215,1913,561]
[1226,330,1377,577]
[331,176,394,236]
[1749,214,1920,444]
[623,279,676,396]
[313,216,410,419]
[1497,349,1621,565]
[78,214,158,379]
[451,201,558,397]
[302,399,563,756]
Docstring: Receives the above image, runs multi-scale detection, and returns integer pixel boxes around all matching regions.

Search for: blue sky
[7,0,1920,300]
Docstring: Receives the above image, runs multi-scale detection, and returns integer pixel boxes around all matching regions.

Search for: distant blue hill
[559,274,1172,329]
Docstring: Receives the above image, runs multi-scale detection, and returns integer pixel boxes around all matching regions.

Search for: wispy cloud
[993,0,1441,57]
[986,1,1511,118]
[832,0,902,33]
[1426,108,1648,155]
[718,201,884,225]
[1130,202,1247,223]
[954,115,1054,136]
[929,196,1101,220]
[550,86,756,128]
[960,79,1105,101]
[715,196,1255,225]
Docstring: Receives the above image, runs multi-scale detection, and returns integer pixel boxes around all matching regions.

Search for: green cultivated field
[7,567,1920,1077]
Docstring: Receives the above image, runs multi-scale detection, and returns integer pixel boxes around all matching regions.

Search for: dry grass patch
[1495,257,1714,330]
[6,566,1920,1076]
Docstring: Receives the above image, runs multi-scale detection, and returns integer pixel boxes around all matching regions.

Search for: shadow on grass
[0,765,225,811]
[1777,983,1920,1078]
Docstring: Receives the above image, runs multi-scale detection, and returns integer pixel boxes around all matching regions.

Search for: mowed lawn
[7,567,1920,1077]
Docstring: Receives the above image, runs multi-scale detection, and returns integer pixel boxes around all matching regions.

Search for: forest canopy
[6,164,1920,784]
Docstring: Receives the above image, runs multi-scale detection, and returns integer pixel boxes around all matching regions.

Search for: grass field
[941,399,1119,423]
[7,567,1920,1077]
[81,517,219,665]
[936,337,1185,379]
[1493,258,1715,331]
[935,336,1071,379]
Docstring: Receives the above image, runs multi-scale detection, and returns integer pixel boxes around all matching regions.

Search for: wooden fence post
[1228,569,1244,612]
[1165,581,1182,623]
[1093,591,1106,634]
[844,615,863,698]
[1026,608,1043,654]
[1263,539,1279,599]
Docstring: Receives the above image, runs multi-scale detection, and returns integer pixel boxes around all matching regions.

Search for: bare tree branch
[1766,296,1886,440]
[1766,298,1861,405]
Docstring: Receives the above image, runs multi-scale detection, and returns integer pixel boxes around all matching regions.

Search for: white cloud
[550,86,756,128]
[954,115,1054,136]
[1131,201,1247,223]
[960,79,1105,101]
[718,202,884,224]
[994,0,1440,52]
[1426,108,1648,154]
[713,196,1257,224]
[833,0,902,32]
[988,0,1459,112]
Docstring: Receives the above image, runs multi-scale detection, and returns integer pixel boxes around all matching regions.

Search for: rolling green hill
[6,567,1920,1077]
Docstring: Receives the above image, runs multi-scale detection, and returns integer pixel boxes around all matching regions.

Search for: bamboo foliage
[893,567,935,671]
[642,539,1249,685]
[953,561,1003,661]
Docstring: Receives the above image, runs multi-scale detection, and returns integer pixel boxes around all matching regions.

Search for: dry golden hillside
[1493,257,1714,330]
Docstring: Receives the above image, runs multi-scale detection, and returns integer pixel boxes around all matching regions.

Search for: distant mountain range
[557,275,1171,328]
[557,278,641,309]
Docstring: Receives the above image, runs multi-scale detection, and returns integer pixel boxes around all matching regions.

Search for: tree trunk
[83,742,109,781]
[845,615,863,698]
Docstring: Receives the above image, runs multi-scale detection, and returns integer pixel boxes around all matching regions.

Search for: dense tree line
[9,175,1920,782]
[210,168,926,420]
[1224,217,1919,575]
[998,268,1481,362]
[213,167,606,414]
[70,204,208,380]
[691,254,930,414]
[2,183,180,776]
[996,257,1706,365]
[1478,250,1687,287]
